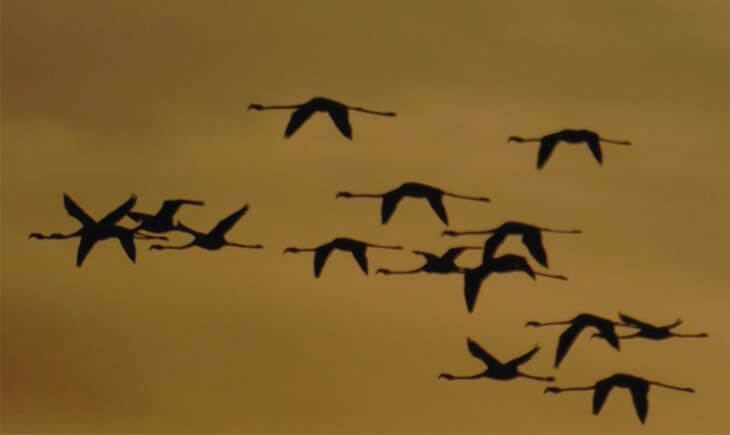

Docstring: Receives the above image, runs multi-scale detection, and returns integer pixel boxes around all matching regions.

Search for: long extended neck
[338,192,384,198]
[283,247,318,254]
[377,267,423,275]
[526,319,572,327]
[508,136,542,143]
[228,242,263,249]
[443,192,491,202]
[518,372,555,382]
[538,227,583,234]
[150,242,195,251]
[29,231,80,240]
[649,381,694,392]
[535,271,568,280]
[443,228,497,237]
[249,103,302,110]
[365,243,403,250]
[545,385,595,393]
[346,106,396,116]
[599,137,632,145]
[438,372,484,381]
[670,332,708,338]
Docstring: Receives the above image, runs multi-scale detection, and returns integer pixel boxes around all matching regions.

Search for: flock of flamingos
[29,96,708,425]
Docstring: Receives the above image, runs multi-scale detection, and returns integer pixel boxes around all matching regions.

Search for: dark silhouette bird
[508,129,631,169]
[283,237,403,277]
[443,221,582,267]
[525,313,623,368]
[247,97,396,139]
[127,199,205,233]
[148,205,263,252]
[439,338,554,383]
[28,193,166,267]
[336,182,491,225]
[612,313,709,341]
[544,373,695,424]
[462,235,567,313]
[376,246,482,275]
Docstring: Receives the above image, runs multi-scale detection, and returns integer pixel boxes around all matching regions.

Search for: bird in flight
[283,237,403,277]
[248,96,396,139]
[439,338,554,383]
[615,313,709,341]
[508,129,631,169]
[127,199,205,233]
[462,235,567,313]
[376,246,482,275]
[337,182,491,225]
[525,313,623,368]
[443,221,582,267]
[544,373,695,424]
[29,193,166,267]
[149,205,263,252]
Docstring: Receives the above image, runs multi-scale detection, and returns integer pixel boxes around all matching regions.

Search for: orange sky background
[2,1,729,433]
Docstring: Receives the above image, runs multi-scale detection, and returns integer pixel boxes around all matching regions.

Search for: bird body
[337,182,490,225]
[377,246,481,275]
[508,129,631,169]
[617,313,708,340]
[284,237,403,277]
[248,96,396,139]
[526,313,622,367]
[439,338,554,382]
[545,373,695,424]
[127,199,204,233]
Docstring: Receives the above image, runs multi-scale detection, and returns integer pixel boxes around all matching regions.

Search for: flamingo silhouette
[376,246,482,275]
[611,313,709,340]
[336,182,491,225]
[439,338,554,383]
[28,193,166,267]
[127,199,204,233]
[544,373,695,424]
[149,205,262,252]
[463,235,567,313]
[525,313,623,368]
[248,97,396,139]
[443,221,582,267]
[283,237,403,277]
[508,129,631,169]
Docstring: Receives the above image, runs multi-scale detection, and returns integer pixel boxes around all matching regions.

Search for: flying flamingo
[376,246,482,275]
[127,199,205,233]
[149,205,263,252]
[283,237,403,277]
[247,97,396,139]
[544,373,695,424]
[525,313,624,368]
[438,338,554,383]
[336,182,491,225]
[612,313,709,341]
[508,129,631,169]
[443,221,582,267]
[28,193,167,267]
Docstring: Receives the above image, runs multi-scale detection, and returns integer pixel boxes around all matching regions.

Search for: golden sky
[3,0,729,433]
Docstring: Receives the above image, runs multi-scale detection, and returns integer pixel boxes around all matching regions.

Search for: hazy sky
[3,1,729,433]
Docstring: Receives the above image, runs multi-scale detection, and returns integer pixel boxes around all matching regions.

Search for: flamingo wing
[629,382,650,424]
[587,137,603,165]
[327,106,353,139]
[63,194,96,226]
[442,247,469,263]
[522,230,548,267]
[209,205,248,238]
[482,232,506,262]
[599,323,620,350]
[426,195,449,225]
[537,139,558,169]
[619,313,654,329]
[506,345,540,367]
[467,338,501,368]
[463,266,489,313]
[117,233,136,264]
[592,380,614,415]
[380,192,403,224]
[350,246,369,275]
[555,322,585,367]
[126,211,152,223]
[313,245,334,278]
[76,236,97,267]
[99,195,138,226]
[284,104,317,138]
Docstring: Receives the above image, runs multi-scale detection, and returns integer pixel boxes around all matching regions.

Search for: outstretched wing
[522,230,548,267]
[587,137,603,165]
[351,246,369,275]
[76,236,97,267]
[555,322,585,367]
[482,232,506,263]
[126,211,153,223]
[158,199,204,218]
[285,105,317,138]
[442,247,470,263]
[63,194,95,226]
[467,338,501,368]
[327,106,352,139]
[506,345,540,367]
[464,266,489,313]
[381,192,403,224]
[537,139,558,169]
[426,195,449,225]
[99,195,138,226]
[210,205,248,238]
[592,380,614,415]
[618,312,654,329]
[313,245,334,278]
[117,233,137,264]
[629,382,650,424]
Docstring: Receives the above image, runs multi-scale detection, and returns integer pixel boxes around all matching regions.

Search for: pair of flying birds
[248,96,631,169]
